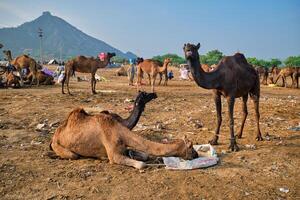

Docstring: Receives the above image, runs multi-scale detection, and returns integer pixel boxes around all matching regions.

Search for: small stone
[279,187,289,193]
[36,123,47,131]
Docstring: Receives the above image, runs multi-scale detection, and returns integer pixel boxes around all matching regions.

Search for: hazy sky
[0,0,299,59]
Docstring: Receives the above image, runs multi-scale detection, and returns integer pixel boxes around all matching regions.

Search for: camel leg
[18,69,24,87]
[51,141,79,159]
[111,154,146,169]
[105,145,146,169]
[66,73,72,95]
[148,74,151,85]
[158,73,162,85]
[237,94,248,138]
[227,96,239,151]
[93,74,97,94]
[209,93,222,145]
[164,72,168,86]
[91,73,97,94]
[250,95,263,141]
[151,74,157,93]
[61,73,66,94]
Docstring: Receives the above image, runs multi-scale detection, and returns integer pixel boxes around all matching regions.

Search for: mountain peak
[0,12,137,60]
[42,11,52,16]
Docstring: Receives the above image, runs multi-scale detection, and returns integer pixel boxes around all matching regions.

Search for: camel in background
[136,58,171,92]
[184,43,262,151]
[50,108,198,169]
[62,52,115,95]
[3,50,42,86]
[274,67,298,88]
[26,71,55,85]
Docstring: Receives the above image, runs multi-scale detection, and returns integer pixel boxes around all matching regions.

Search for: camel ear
[196,43,201,49]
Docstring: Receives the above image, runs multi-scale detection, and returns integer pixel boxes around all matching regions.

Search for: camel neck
[158,62,169,73]
[187,58,221,89]
[123,103,145,130]
[98,58,110,68]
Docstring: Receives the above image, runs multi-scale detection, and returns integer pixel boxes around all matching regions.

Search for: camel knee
[51,141,78,159]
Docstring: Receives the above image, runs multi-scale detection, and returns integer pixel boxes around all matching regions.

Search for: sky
[0,0,299,59]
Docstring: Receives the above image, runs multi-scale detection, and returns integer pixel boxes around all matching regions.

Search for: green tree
[111,56,128,64]
[152,54,185,65]
[284,56,300,67]
[247,57,260,66]
[269,58,282,67]
[203,50,224,66]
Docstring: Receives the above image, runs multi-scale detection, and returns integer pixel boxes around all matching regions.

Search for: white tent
[48,59,58,65]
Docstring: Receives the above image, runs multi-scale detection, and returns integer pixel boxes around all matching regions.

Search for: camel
[274,67,297,88]
[116,65,128,76]
[26,71,54,85]
[255,66,269,85]
[62,52,116,95]
[183,43,262,151]
[6,71,20,88]
[136,58,171,92]
[292,68,299,88]
[100,91,157,130]
[268,66,281,84]
[50,108,198,169]
[3,50,42,86]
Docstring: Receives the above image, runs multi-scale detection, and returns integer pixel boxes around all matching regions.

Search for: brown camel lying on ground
[26,71,54,85]
[3,50,42,86]
[50,108,198,169]
[62,52,116,94]
[101,91,157,130]
[136,58,171,92]
[184,43,262,151]
[116,65,128,76]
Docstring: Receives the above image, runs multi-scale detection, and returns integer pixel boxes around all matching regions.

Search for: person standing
[127,58,136,85]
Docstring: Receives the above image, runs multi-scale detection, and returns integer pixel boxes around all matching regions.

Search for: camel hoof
[209,139,218,145]
[256,135,263,141]
[92,91,97,94]
[228,140,239,152]
[236,134,242,139]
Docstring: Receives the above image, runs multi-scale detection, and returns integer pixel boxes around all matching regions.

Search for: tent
[48,59,58,65]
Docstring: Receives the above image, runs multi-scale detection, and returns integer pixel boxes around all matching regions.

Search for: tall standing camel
[183,43,263,151]
[136,58,171,92]
[50,108,198,169]
[3,50,41,86]
[62,52,115,95]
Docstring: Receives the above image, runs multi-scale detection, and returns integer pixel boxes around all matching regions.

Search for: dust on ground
[0,67,299,199]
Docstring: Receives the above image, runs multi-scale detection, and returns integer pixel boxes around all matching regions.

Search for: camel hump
[234,53,248,65]
[68,108,89,120]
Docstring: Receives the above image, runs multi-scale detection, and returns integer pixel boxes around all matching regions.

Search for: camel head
[136,57,144,65]
[107,52,116,60]
[163,58,172,65]
[180,136,198,160]
[183,43,200,60]
[135,91,157,107]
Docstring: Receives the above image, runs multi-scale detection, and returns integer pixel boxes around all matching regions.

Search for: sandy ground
[0,67,299,200]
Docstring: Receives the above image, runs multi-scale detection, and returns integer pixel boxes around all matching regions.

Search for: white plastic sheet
[163,144,219,170]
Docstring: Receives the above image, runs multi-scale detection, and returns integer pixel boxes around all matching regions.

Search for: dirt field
[0,67,299,200]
